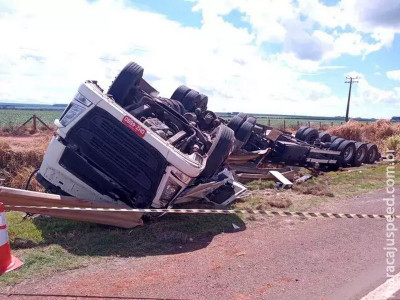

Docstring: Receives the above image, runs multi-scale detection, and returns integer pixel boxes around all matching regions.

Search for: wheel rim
[369,148,376,161]
[356,147,366,162]
[344,146,354,161]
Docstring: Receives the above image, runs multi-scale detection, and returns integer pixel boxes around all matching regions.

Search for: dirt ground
[3,188,399,300]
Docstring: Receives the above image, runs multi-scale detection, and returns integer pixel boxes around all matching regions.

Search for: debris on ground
[295,175,313,183]
[268,171,293,189]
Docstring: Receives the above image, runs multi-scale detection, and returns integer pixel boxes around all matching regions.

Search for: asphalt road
[4,188,400,300]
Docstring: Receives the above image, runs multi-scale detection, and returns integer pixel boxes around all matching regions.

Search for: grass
[1,245,88,286]
[1,211,243,286]
[0,109,61,130]
[290,164,396,211]
[236,164,397,213]
[246,180,275,190]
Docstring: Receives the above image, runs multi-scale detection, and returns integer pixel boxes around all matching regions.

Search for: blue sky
[0,0,399,118]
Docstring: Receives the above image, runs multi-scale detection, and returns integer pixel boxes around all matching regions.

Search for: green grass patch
[0,245,89,286]
[291,164,397,210]
[246,180,275,190]
[1,211,243,286]
[0,109,61,128]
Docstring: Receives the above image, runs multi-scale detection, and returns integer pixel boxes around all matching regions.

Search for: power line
[344,76,359,122]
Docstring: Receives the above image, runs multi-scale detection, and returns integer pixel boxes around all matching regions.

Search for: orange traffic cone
[0,202,23,275]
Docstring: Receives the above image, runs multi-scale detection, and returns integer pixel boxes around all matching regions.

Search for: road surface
[3,188,400,299]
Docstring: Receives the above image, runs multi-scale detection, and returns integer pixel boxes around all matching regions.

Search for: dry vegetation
[326,119,400,157]
[0,134,51,190]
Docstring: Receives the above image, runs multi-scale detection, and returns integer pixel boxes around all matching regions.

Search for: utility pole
[344,76,358,122]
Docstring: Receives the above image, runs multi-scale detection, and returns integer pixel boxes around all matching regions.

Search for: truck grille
[61,107,167,207]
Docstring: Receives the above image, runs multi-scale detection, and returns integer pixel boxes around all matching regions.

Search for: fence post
[308,121,310,127]
[268,119,271,126]
[33,115,37,132]
[319,121,322,129]
[283,120,286,130]
[331,121,333,126]
[297,121,299,127]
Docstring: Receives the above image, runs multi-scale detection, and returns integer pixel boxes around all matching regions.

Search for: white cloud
[356,0,400,30]
[0,0,398,118]
[191,0,397,63]
[0,0,334,115]
[346,71,400,105]
[387,70,400,81]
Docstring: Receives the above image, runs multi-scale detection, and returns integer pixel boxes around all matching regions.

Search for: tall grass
[0,140,45,190]
[327,120,400,153]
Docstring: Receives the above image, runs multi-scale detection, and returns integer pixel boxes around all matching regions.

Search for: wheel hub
[344,146,354,161]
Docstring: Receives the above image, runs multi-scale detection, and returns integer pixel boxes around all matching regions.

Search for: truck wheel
[162,98,185,115]
[329,138,345,150]
[295,126,309,140]
[365,143,379,164]
[301,128,318,143]
[246,117,257,125]
[330,135,339,142]
[318,132,331,143]
[200,125,234,178]
[337,140,356,166]
[352,142,368,166]
[235,120,255,144]
[182,90,201,112]
[171,85,191,102]
[108,62,144,107]
[199,94,208,111]
[227,114,246,132]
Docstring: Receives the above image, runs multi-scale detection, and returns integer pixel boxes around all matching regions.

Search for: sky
[0,0,399,118]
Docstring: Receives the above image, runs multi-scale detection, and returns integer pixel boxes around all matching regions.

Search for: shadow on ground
[29,206,246,258]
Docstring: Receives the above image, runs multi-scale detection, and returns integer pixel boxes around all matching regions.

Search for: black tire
[301,128,319,143]
[329,138,345,150]
[365,143,379,164]
[237,112,247,119]
[199,94,208,111]
[227,114,246,132]
[330,135,339,142]
[200,125,234,178]
[108,62,144,107]
[181,90,201,112]
[171,85,191,102]
[247,117,257,125]
[337,140,356,166]
[161,98,185,115]
[352,142,368,166]
[295,126,309,139]
[318,132,331,143]
[235,120,255,144]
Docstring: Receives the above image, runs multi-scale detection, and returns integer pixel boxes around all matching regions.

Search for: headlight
[59,104,85,126]
[160,179,181,201]
[74,92,92,107]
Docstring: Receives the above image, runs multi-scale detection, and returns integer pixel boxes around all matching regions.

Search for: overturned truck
[36,61,380,210]
[225,117,380,170]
